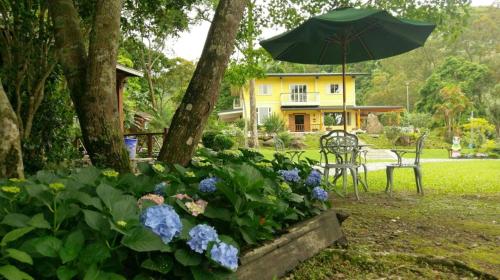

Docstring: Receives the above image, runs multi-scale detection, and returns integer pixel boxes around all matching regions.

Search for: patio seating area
[271,130,429,200]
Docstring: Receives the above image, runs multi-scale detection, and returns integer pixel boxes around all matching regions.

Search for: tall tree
[48,0,131,171]
[486,84,500,137]
[121,0,200,111]
[228,0,273,147]
[416,56,492,115]
[0,0,57,140]
[0,79,24,178]
[268,0,470,38]
[158,0,246,165]
[433,85,471,140]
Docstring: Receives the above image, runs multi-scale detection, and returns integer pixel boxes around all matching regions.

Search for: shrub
[380,112,400,126]
[234,118,245,130]
[263,113,286,134]
[202,131,218,149]
[402,113,433,129]
[277,131,293,147]
[461,118,495,149]
[384,126,402,144]
[222,126,245,148]
[213,134,234,151]
[0,149,330,279]
[324,114,335,127]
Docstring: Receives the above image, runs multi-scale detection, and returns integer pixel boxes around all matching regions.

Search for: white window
[290,84,307,102]
[256,107,271,125]
[258,84,272,95]
[328,84,341,94]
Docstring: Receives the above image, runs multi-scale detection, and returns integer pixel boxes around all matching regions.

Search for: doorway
[295,114,305,132]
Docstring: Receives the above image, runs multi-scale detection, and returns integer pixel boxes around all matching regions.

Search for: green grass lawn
[331,160,500,195]
[286,160,500,279]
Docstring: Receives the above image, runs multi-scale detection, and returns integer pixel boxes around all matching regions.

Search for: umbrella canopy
[260,7,435,130]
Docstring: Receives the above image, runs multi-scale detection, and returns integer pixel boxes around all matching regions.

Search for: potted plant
[324,114,335,131]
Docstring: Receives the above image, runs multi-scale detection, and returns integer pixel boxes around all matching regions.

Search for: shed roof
[117,64,144,77]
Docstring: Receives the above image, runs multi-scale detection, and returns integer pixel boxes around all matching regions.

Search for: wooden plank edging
[236,209,345,279]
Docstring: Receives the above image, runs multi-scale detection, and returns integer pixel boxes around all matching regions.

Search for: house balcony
[280,92,320,106]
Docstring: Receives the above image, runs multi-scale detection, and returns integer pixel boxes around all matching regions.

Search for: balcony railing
[281,92,320,106]
[295,124,305,132]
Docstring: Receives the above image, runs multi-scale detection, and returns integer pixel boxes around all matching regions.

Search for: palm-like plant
[433,85,471,140]
[263,113,286,134]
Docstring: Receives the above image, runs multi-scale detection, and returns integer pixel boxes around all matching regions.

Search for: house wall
[241,75,358,132]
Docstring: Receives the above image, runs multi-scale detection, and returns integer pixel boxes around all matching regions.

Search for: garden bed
[237,209,345,280]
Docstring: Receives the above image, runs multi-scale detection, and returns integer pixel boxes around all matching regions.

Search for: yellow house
[218,73,404,132]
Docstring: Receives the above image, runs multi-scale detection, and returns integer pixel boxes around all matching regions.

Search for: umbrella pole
[342,42,347,132]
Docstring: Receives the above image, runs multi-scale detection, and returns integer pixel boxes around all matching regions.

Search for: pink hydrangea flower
[185,199,208,216]
[137,194,165,208]
[173,193,192,200]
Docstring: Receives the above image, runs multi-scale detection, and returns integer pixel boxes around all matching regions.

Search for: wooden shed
[116,64,144,132]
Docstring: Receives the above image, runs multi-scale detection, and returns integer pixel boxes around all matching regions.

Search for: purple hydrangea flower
[141,204,182,244]
[210,242,239,271]
[278,168,301,183]
[199,177,219,193]
[311,187,329,201]
[154,182,167,195]
[305,170,322,187]
[187,224,219,253]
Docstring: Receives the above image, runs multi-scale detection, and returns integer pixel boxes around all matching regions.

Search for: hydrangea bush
[0,147,330,279]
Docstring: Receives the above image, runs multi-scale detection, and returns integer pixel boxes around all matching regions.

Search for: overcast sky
[171,0,497,61]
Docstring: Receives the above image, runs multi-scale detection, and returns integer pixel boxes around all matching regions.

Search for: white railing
[280,92,320,106]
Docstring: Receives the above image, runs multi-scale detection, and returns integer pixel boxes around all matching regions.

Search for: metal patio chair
[385,133,427,195]
[320,130,363,200]
[274,135,304,162]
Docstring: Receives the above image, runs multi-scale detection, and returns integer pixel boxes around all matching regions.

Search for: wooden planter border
[236,209,345,279]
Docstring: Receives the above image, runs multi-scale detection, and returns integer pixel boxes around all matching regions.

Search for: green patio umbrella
[260,7,435,131]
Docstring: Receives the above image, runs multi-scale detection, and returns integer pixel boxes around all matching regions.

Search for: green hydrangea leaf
[140,255,173,274]
[82,210,109,232]
[1,213,30,228]
[28,213,51,229]
[0,265,33,280]
[59,230,85,264]
[121,227,172,252]
[56,266,78,280]
[174,249,202,266]
[5,249,33,265]
[34,236,62,258]
[1,227,34,246]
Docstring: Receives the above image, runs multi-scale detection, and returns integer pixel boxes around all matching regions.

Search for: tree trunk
[49,0,131,172]
[85,0,130,170]
[157,0,246,165]
[249,78,259,147]
[0,79,24,179]
[145,65,157,111]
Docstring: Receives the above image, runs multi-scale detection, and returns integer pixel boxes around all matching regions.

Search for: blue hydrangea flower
[305,170,322,187]
[278,168,301,183]
[141,204,182,244]
[210,242,239,271]
[187,224,220,253]
[154,182,167,195]
[199,177,219,193]
[311,187,329,201]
